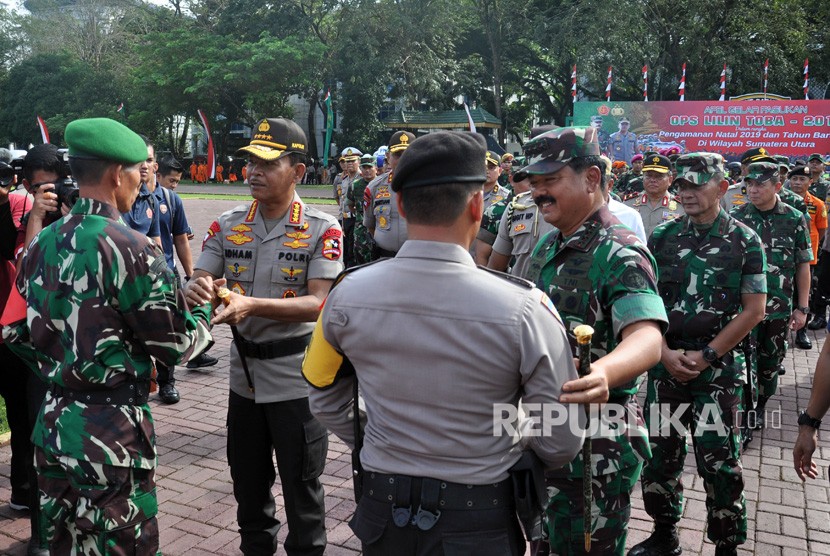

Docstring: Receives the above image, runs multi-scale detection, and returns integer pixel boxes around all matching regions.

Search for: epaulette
[477,265,535,289]
[329,258,387,291]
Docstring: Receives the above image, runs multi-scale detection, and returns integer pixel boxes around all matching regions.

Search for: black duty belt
[363,472,512,531]
[49,380,150,405]
[235,333,312,359]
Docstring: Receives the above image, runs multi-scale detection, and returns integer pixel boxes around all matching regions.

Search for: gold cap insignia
[759,147,766,155]
[653,157,660,163]
[258,120,270,132]
[399,134,409,144]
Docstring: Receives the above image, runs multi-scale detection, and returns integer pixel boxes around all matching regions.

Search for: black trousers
[0,343,32,501]
[227,391,327,556]
[811,251,830,316]
[351,494,525,556]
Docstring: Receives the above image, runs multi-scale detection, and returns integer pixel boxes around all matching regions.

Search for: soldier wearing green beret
[730,159,812,448]
[3,118,214,555]
[521,126,667,555]
[633,152,767,556]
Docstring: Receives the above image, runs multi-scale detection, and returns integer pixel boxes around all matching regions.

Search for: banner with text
[573,100,830,162]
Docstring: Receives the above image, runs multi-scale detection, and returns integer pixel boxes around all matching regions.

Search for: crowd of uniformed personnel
[3,111,830,556]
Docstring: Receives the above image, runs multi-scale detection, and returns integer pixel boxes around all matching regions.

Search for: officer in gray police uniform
[623,154,684,238]
[303,131,584,555]
[186,117,342,556]
[364,131,414,258]
[488,189,555,278]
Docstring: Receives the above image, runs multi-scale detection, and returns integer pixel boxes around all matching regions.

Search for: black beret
[391,132,487,192]
[788,165,810,179]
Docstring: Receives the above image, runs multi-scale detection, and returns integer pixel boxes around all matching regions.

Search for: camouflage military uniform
[810,178,830,203]
[526,205,668,555]
[644,208,767,547]
[476,196,510,248]
[492,191,555,279]
[731,200,811,402]
[725,180,810,225]
[348,176,373,266]
[5,198,214,554]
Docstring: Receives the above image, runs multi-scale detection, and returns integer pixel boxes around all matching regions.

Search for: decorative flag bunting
[463,103,477,133]
[643,65,648,102]
[322,90,333,167]
[803,58,809,100]
[196,109,215,180]
[678,63,686,101]
[763,59,769,96]
[36,115,49,144]
[571,65,577,99]
[719,63,726,101]
[605,67,612,101]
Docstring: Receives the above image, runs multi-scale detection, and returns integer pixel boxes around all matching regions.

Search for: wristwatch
[798,410,822,430]
[702,345,720,365]
[796,306,810,315]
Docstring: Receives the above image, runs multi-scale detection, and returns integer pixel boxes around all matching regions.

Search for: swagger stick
[573,324,595,552]
[217,287,255,393]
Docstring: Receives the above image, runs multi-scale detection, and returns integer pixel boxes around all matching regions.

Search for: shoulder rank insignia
[244,201,258,223]
[288,201,303,225]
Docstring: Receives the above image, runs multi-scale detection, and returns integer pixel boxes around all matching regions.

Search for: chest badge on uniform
[228,263,248,277]
[282,289,297,298]
[160,204,168,214]
[145,207,153,219]
[227,232,254,246]
[378,215,388,228]
[376,186,391,199]
[286,230,312,241]
[293,222,310,231]
[283,237,310,249]
[231,224,252,233]
[281,266,303,282]
[514,223,526,233]
[231,282,246,296]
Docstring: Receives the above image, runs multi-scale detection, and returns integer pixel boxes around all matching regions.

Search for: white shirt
[608,198,647,244]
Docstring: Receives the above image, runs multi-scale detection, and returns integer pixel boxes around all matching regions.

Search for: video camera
[0,158,24,189]
[54,149,79,209]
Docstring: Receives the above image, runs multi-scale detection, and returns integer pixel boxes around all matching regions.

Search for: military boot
[795,328,812,350]
[808,315,827,330]
[714,545,738,556]
[627,522,682,556]
[753,395,769,431]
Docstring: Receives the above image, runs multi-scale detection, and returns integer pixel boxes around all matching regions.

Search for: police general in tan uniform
[304,131,584,555]
[623,154,684,238]
[364,131,414,257]
[187,117,342,556]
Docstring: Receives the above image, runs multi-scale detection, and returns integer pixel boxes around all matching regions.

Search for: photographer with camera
[0,143,71,556]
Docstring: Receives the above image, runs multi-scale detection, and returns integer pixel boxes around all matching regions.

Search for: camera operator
[0,143,68,556]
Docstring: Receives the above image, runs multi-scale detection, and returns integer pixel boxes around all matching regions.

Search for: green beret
[65,118,146,164]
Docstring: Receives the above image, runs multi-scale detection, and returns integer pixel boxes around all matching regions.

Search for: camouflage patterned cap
[672,152,725,187]
[745,161,779,183]
[359,153,376,167]
[514,127,599,181]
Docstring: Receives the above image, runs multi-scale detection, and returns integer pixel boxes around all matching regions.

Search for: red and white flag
[36,115,49,144]
[605,66,612,101]
[678,63,686,101]
[763,59,769,95]
[643,65,649,102]
[196,109,216,180]
[803,58,810,100]
[719,63,726,101]
[116,102,124,113]
[463,103,477,133]
[571,65,577,99]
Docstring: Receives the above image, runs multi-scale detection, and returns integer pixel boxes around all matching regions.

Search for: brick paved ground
[0,192,827,555]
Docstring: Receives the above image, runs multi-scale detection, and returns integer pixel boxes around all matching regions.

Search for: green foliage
[0,0,827,150]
